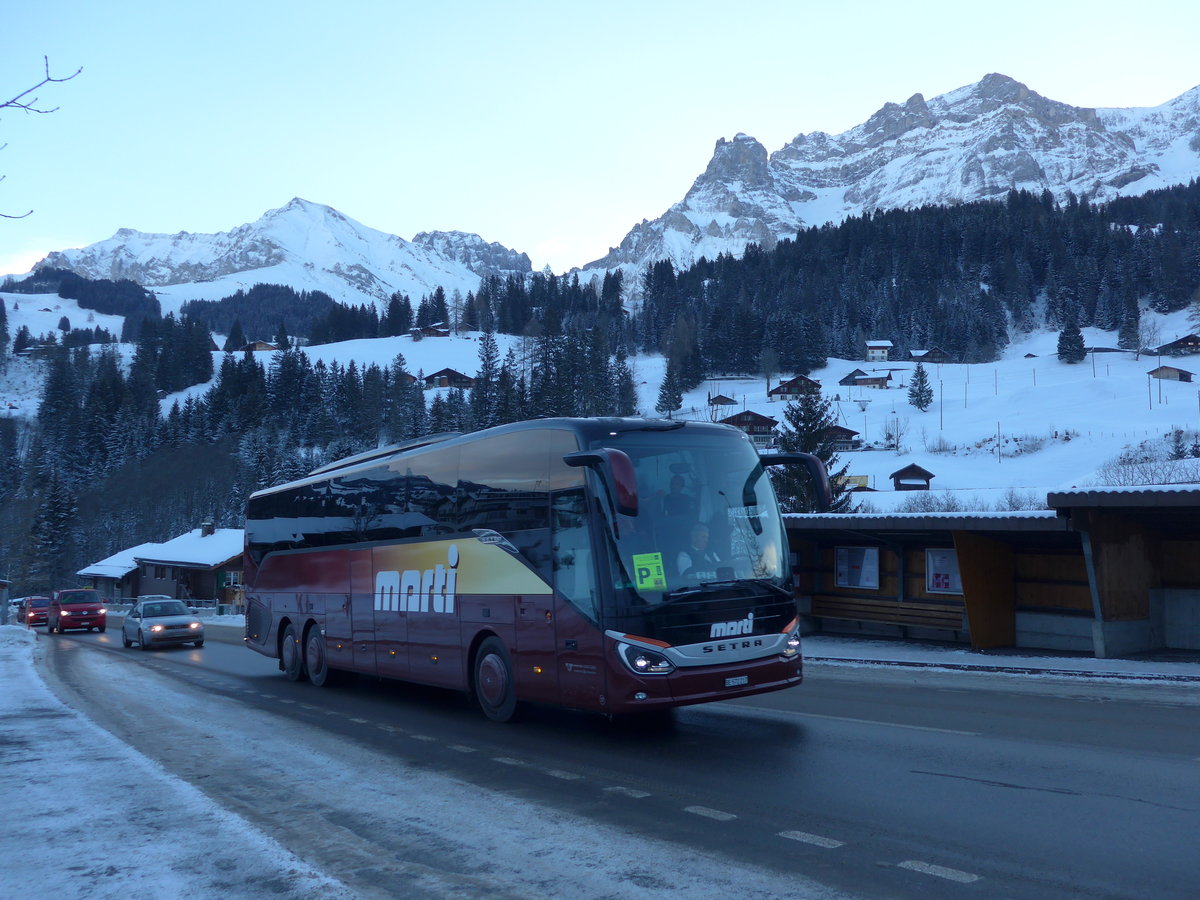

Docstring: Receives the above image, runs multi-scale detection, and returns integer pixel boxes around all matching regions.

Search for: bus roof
[248,417,738,501]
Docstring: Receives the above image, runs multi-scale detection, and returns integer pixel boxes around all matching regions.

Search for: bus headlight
[616,642,675,675]
[781,619,802,659]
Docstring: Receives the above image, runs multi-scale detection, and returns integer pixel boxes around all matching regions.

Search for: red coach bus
[243,417,829,721]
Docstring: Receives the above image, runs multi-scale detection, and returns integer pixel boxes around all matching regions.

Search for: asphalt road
[39,623,1200,900]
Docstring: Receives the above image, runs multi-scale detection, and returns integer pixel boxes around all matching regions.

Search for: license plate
[725,675,749,687]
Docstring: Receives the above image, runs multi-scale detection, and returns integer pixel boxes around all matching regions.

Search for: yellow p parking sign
[632,552,667,591]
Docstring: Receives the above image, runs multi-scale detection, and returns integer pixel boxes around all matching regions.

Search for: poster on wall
[836,547,879,589]
[926,548,962,594]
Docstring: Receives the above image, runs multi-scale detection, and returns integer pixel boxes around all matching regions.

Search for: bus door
[369,546,405,680]
[344,549,376,676]
[551,488,607,710]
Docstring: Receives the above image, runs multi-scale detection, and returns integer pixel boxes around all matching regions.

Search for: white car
[122,598,205,649]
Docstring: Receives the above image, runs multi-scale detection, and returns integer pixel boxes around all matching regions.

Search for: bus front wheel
[281,623,305,682]
[474,637,519,723]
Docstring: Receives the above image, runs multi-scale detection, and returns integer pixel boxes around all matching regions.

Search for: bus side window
[552,489,598,622]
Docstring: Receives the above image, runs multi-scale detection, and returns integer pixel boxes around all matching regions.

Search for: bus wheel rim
[479,654,508,707]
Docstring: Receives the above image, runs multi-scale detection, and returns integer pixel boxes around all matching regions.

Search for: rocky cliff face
[583,74,1200,277]
[411,230,532,280]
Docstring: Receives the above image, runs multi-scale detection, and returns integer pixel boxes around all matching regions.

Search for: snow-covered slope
[583,74,1200,277]
[33,198,532,315]
[5,288,1197,506]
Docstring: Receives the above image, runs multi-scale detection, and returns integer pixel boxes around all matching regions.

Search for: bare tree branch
[2,57,82,218]
[2,56,82,114]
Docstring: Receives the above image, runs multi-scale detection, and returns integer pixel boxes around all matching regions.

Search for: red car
[47,589,108,634]
[17,596,49,627]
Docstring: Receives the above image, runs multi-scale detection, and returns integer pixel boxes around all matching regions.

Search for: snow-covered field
[3,290,1199,507]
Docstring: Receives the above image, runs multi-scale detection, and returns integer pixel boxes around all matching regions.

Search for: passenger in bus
[677,522,721,577]
[661,474,695,519]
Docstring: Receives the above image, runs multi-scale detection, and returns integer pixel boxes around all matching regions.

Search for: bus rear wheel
[281,622,305,682]
[303,625,335,687]
[474,637,519,722]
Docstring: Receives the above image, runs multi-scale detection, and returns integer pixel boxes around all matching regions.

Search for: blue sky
[2,0,1198,277]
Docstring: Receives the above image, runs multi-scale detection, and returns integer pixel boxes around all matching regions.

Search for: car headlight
[98,608,107,615]
[781,617,802,659]
[189,622,202,630]
[150,624,165,632]
[616,641,675,675]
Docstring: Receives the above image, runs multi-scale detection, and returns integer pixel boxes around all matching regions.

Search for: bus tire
[303,624,334,687]
[474,637,519,722]
[281,622,305,682]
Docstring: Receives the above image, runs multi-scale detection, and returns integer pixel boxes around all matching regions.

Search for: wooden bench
[808,595,964,631]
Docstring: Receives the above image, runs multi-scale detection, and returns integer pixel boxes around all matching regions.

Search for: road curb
[805,655,1200,683]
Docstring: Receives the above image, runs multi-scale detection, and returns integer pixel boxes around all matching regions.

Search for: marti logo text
[375,545,460,614]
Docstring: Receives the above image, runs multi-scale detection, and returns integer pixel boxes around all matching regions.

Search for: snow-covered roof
[785,510,1070,532]
[1047,485,1200,507]
[134,528,244,568]
[77,541,166,579]
[865,340,894,348]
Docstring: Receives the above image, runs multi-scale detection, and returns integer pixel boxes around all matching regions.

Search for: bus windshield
[592,429,789,606]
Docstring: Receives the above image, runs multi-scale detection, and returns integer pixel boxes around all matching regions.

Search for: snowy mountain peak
[582,73,1200,278]
[35,201,531,312]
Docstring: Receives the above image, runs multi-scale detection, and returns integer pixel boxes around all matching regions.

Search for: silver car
[122,598,205,649]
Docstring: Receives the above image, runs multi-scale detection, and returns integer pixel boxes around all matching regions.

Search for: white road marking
[604,786,651,799]
[779,830,844,848]
[685,805,737,821]
[411,734,436,742]
[449,745,477,754]
[493,757,525,766]
[798,711,978,736]
[899,860,981,883]
[348,717,369,723]
[546,769,583,781]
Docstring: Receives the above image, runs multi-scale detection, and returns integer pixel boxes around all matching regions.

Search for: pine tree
[907,361,934,411]
[614,345,638,416]
[223,319,247,352]
[655,362,683,419]
[470,329,501,429]
[1056,319,1087,364]
[774,392,854,513]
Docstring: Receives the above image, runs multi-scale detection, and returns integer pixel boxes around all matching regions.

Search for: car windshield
[144,601,189,617]
[60,593,97,604]
[31,599,49,608]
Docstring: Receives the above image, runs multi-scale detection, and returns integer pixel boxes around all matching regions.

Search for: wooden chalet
[240,341,279,352]
[707,393,737,406]
[865,340,893,362]
[890,463,935,491]
[768,374,821,400]
[1154,334,1200,356]
[719,410,778,448]
[414,323,452,338]
[1148,365,1194,383]
[838,368,868,387]
[424,367,475,389]
[909,347,947,363]
[826,424,862,451]
[854,372,892,389]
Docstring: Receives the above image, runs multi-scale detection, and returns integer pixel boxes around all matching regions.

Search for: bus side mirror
[759,451,833,513]
[563,449,639,517]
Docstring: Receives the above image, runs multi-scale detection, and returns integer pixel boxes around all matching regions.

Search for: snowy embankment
[0,626,357,900]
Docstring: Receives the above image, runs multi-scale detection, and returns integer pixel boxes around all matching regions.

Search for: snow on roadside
[0,625,356,900]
